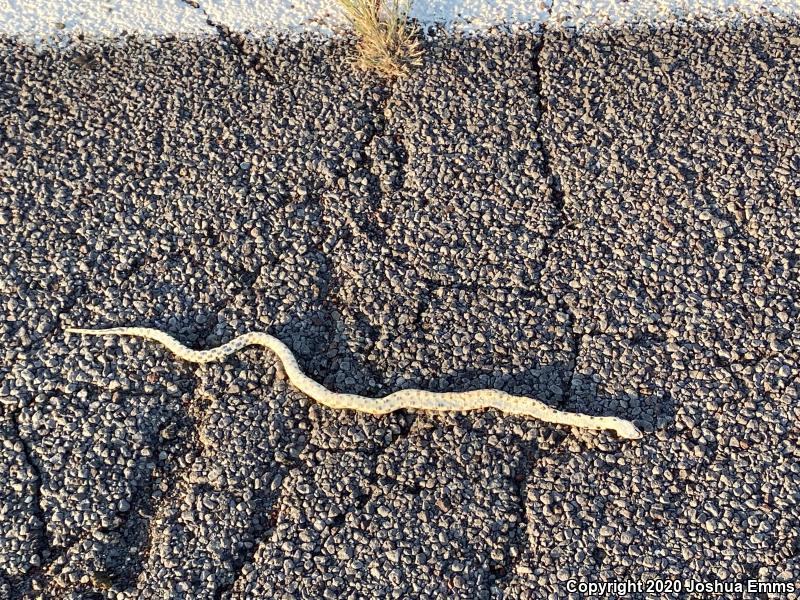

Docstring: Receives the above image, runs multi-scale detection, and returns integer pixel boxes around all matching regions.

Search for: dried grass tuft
[337,0,423,78]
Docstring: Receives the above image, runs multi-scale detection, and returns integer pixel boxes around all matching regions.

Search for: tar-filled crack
[549,283,583,406]
[314,273,389,398]
[211,490,277,600]
[416,273,545,302]
[207,379,316,599]
[61,383,201,596]
[353,76,416,241]
[212,460,309,599]
[492,444,537,588]
[179,0,266,77]
[126,386,204,587]
[7,410,48,600]
[198,425,297,599]
[531,27,568,308]
[568,333,584,400]
[531,29,566,236]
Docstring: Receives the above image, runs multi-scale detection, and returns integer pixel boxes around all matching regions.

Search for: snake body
[65,326,643,440]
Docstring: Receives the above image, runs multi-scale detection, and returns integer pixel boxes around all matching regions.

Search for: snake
[65,326,643,440]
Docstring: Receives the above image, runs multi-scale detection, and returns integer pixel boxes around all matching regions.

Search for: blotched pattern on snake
[66,326,643,440]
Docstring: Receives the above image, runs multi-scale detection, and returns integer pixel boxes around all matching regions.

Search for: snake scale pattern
[66,326,643,440]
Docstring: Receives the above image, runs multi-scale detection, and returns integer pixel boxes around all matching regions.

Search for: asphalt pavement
[1,16,799,600]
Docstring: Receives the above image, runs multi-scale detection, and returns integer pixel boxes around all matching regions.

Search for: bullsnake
[66,326,643,440]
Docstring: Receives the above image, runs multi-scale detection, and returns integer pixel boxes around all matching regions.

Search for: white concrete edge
[0,0,798,49]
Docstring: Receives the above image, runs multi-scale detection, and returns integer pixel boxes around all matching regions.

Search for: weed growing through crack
[337,0,423,78]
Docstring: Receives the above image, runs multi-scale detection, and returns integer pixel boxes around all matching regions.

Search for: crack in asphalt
[6,409,48,599]
[530,28,587,412]
[492,445,536,589]
[165,384,294,600]
[180,0,259,74]
[24,382,202,597]
[212,460,311,598]
[6,20,798,597]
[531,28,566,235]
[414,271,546,302]
[355,84,395,244]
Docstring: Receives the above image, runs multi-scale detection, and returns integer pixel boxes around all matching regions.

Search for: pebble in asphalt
[0,16,798,600]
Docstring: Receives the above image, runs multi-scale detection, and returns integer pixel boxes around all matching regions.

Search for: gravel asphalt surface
[1,16,799,600]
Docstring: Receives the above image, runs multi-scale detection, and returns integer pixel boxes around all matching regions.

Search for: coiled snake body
[66,326,643,440]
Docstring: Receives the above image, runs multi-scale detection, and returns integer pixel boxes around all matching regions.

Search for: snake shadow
[270,309,676,437]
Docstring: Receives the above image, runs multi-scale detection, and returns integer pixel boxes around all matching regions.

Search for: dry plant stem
[66,326,644,440]
[338,0,423,77]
